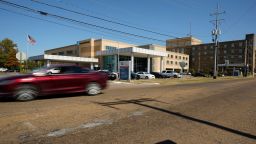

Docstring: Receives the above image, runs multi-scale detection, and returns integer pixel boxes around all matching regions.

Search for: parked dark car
[131,72,140,79]
[0,65,108,101]
[98,70,117,80]
[150,72,170,78]
[193,72,206,77]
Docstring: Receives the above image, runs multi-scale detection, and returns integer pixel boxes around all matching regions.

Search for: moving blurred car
[0,65,108,101]
[98,70,117,80]
[136,72,155,79]
[161,70,181,78]
[150,72,170,78]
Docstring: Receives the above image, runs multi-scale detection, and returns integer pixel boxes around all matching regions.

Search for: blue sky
[0,0,255,56]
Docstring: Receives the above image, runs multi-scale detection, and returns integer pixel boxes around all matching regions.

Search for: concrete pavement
[0,78,255,143]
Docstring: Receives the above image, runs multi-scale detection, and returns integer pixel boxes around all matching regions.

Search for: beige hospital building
[30,38,189,73]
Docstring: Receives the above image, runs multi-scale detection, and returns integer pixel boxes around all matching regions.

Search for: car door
[38,66,86,94]
[55,66,86,92]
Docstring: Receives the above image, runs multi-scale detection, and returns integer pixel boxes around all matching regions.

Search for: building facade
[166,34,256,75]
[42,38,189,73]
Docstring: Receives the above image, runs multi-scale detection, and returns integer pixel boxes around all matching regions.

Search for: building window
[106,46,117,50]
[171,61,173,64]
[175,61,178,65]
[183,57,185,60]
[66,50,73,55]
[210,56,213,59]
[168,54,170,57]
[231,43,235,47]
[175,55,178,59]
[186,57,188,60]
[179,56,181,59]
[230,55,234,59]
[224,50,227,54]
[171,55,173,58]
[238,55,243,59]
[52,53,57,55]
[180,48,184,53]
[239,42,243,47]
[192,58,195,61]
[58,52,64,55]
[204,52,207,55]
[204,46,207,50]
[192,47,195,51]
[231,49,235,53]
[224,44,227,48]
[238,49,243,53]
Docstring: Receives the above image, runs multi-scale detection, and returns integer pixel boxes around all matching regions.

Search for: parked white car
[161,70,181,78]
[0,67,8,72]
[136,72,155,79]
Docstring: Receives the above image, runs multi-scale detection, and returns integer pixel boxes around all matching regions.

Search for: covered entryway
[96,47,167,73]
[29,54,99,69]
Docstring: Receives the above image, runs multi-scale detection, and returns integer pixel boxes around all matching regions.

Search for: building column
[90,63,94,70]
[131,53,134,72]
[46,60,51,67]
[160,56,163,72]
[147,55,150,73]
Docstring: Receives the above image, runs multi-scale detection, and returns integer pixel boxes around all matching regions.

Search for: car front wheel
[86,82,101,96]
[14,85,38,101]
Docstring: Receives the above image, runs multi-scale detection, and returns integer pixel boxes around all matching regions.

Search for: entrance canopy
[29,54,98,63]
[96,47,167,57]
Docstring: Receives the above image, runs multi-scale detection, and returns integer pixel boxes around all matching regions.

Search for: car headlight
[0,80,14,85]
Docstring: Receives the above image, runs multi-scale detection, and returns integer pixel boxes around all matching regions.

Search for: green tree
[0,38,19,69]
[4,48,19,69]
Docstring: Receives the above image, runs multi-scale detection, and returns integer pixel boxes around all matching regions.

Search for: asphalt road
[0,78,256,144]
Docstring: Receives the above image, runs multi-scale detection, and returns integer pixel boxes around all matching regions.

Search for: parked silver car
[161,70,181,78]
[136,72,155,79]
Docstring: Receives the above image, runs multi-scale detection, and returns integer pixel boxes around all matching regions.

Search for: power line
[31,0,178,38]
[0,7,147,46]
[0,0,166,43]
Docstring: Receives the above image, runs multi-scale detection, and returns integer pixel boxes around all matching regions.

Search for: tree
[0,38,19,69]
[4,48,19,69]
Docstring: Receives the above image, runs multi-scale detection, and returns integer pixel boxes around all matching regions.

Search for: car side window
[60,66,75,74]
[59,66,89,74]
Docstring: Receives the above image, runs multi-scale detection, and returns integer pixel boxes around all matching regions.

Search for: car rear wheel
[145,76,149,79]
[14,85,38,101]
[86,82,101,96]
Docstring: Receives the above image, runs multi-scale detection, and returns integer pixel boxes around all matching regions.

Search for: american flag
[27,35,36,45]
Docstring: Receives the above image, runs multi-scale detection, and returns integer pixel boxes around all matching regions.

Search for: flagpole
[26,34,29,72]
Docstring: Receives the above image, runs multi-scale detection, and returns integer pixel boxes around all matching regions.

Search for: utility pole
[210,4,225,79]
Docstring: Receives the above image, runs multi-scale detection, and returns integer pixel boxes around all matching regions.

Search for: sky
[0,0,255,57]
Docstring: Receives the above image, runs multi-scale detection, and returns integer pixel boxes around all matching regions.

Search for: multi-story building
[166,34,256,75]
[31,38,189,73]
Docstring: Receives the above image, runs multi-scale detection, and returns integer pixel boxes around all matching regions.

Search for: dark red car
[0,65,108,101]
